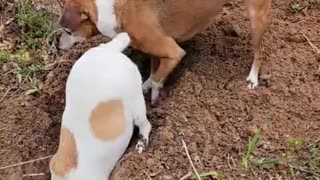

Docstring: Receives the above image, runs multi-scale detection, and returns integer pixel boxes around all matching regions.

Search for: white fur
[95,0,118,38]
[59,32,86,50]
[142,50,186,105]
[246,63,259,89]
[52,32,151,180]
[142,77,163,105]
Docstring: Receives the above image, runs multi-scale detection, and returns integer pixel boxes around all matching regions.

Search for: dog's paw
[142,78,152,94]
[143,77,164,106]
[247,81,258,89]
[246,72,259,89]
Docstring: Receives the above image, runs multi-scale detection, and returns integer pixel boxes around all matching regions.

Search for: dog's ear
[59,6,82,31]
[80,12,89,20]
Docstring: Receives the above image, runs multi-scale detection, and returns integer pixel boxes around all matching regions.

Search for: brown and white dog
[50,32,151,180]
[58,0,272,105]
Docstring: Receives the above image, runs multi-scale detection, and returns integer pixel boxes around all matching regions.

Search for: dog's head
[58,0,99,49]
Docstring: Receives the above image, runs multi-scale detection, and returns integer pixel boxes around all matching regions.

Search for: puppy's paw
[135,135,149,154]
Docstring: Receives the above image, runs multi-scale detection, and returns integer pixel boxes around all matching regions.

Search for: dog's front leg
[141,36,185,106]
[246,0,272,89]
[142,57,159,94]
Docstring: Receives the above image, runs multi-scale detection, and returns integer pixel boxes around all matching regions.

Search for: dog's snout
[63,28,72,35]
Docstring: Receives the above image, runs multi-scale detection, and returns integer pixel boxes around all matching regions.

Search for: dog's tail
[100,32,131,52]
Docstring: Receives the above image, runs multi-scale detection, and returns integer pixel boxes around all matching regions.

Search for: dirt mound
[1,0,320,179]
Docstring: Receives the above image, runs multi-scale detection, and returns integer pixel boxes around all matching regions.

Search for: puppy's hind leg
[132,94,152,154]
[246,0,272,89]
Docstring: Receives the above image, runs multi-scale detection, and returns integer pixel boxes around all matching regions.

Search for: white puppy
[49,32,152,180]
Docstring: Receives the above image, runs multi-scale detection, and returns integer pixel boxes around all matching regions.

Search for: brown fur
[90,100,126,141]
[50,127,77,177]
[59,0,98,32]
[73,20,99,39]
[60,0,272,101]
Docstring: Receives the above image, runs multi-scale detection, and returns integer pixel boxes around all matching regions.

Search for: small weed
[25,77,42,95]
[1,50,49,95]
[303,142,320,177]
[2,1,55,97]
[2,0,58,96]
[15,0,54,50]
[288,138,305,150]
[241,111,275,170]
[18,63,50,77]
[189,171,221,180]
[252,157,284,167]
[0,51,11,64]
[0,51,10,60]
[245,136,320,179]
[242,128,261,169]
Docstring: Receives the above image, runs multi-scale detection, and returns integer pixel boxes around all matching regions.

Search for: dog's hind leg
[132,93,152,154]
[246,0,272,89]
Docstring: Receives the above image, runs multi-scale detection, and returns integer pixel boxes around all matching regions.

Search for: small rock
[245,125,259,137]
[223,24,241,37]
[1,64,8,72]
[260,73,272,80]
[194,83,203,95]
[2,63,11,72]
[46,71,55,82]
[224,1,234,6]
[20,101,29,106]
[7,170,23,180]
[8,115,16,119]
[258,141,271,150]
[146,158,155,166]
[162,175,174,180]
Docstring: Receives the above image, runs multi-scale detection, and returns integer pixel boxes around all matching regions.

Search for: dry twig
[55,0,63,8]
[227,154,232,169]
[179,171,193,180]
[300,31,320,73]
[23,173,45,177]
[0,88,11,103]
[300,31,320,56]
[181,139,202,180]
[227,153,236,169]
[0,155,53,170]
[144,170,153,180]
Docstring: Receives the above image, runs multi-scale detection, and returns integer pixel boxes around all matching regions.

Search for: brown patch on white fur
[50,127,77,177]
[90,100,125,141]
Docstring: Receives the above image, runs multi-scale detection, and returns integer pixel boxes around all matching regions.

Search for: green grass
[242,127,261,169]
[242,131,320,179]
[15,0,54,50]
[240,108,319,179]
[0,51,11,64]
[189,171,221,180]
[0,0,56,95]
[0,49,50,95]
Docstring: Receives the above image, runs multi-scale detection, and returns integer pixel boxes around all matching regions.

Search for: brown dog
[58,0,272,105]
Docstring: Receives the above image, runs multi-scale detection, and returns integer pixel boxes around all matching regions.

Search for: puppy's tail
[100,32,131,52]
